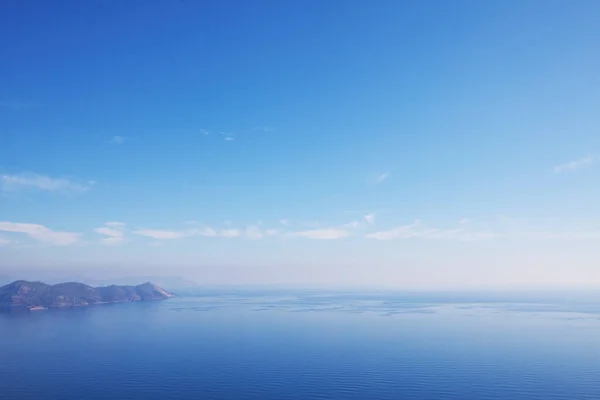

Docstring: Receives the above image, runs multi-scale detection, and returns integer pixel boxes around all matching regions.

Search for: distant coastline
[0,281,174,311]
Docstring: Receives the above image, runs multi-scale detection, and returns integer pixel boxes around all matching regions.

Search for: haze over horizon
[1,1,600,288]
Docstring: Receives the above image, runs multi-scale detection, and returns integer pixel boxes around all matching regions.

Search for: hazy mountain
[82,276,198,289]
[0,280,174,310]
[0,270,198,289]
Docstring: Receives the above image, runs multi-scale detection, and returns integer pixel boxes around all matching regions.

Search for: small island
[0,280,174,311]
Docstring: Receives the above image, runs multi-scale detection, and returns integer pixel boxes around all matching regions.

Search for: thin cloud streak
[0,221,80,246]
[0,173,93,193]
[553,155,594,173]
[245,226,264,239]
[95,222,126,245]
[375,172,390,184]
[366,220,495,241]
[288,228,349,240]
[132,225,276,240]
[133,229,194,240]
[219,229,241,238]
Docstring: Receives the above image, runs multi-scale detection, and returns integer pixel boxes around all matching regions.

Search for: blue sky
[1,1,600,287]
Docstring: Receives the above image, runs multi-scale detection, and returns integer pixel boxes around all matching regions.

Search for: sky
[1,0,600,288]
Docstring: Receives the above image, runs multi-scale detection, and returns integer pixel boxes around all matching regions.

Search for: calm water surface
[1,289,600,399]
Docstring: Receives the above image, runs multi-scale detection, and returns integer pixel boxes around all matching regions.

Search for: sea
[1,287,600,400]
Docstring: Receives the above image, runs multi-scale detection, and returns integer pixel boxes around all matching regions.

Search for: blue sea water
[2,288,600,399]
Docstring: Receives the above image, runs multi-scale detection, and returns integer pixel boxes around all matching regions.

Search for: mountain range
[0,280,174,310]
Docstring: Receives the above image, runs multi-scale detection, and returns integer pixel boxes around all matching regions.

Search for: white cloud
[364,213,375,225]
[242,225,279,239]
[0,221,80,246]
[133,229,193,240]
[245,226,264,240]
[375,172,390,184]
[366,220,495,241]
[196,227,215,237]
[219,228,241,238]
[288,228,349,240]
[200,129,209,136]
[459,218,471,224]
[95,227,122,238]
[110,136,126,145]
[133,226,249,240]
[95,222,126,245]
[224,137,234,141]
[0,173,93,193]
[553,155,594,173]
[280,219,289,226]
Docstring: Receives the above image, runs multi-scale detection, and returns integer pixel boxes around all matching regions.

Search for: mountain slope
[0,280,174,310]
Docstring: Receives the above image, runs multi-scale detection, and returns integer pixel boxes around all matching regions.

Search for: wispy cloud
[219,228,241,238]
[95,222,126,245]
[200,129,209,136]
[110,136,126,145]
[0,236,10,246]
[0,221,80,246]
[224,137,234,141]
[244,225,264,240]
[366,220,495,241]
[288,228,350,240]
[553,155,594,173]
[364,213,375,225]
[132,225,272,240]
[0,173,93,194]
[375,172,390,184]
[133,228,194,240]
